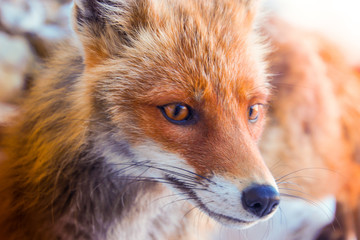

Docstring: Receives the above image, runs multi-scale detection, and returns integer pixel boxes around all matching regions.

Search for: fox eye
[159,103,194,125]
[248,104,261,123]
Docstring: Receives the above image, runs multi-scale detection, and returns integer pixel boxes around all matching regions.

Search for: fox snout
[242,184,280,218]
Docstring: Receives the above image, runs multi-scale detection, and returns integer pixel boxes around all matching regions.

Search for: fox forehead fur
[0,0,277,239]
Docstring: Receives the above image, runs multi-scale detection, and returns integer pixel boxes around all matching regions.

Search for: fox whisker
[275,167,336,182]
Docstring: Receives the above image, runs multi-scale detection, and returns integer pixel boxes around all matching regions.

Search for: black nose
[241,184,280,217]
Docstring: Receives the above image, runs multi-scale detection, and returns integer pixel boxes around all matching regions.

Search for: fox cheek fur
[0,0,278,239]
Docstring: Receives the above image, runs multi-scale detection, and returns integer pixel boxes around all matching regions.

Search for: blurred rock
[0,103,18,125]
[0,0,71,40]
[0,32,33,102]
[41,0,72,27]
[0,0,45,33]
[0,0,72,103]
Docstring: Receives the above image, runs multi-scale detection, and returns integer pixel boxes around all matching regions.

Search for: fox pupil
[249,104,259,122]
[173,105,185,117]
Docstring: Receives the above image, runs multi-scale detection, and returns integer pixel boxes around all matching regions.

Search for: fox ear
[72,0,134,67]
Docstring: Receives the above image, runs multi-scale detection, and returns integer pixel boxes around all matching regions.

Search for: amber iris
[159,103,195,125]
[248,104,260,123]
[164,104,189,121]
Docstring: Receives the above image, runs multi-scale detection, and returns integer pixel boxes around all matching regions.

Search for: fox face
[74,0,278,228]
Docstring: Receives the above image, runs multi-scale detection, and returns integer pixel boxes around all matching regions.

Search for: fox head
[73,0,278,228]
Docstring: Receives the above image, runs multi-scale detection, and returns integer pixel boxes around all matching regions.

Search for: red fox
[0,0,280,239]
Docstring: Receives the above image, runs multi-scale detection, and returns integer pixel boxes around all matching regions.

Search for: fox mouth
[164,175,254,225]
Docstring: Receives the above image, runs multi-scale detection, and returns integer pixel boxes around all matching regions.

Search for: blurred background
[266,0,360,64]
[0,0,72,122]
